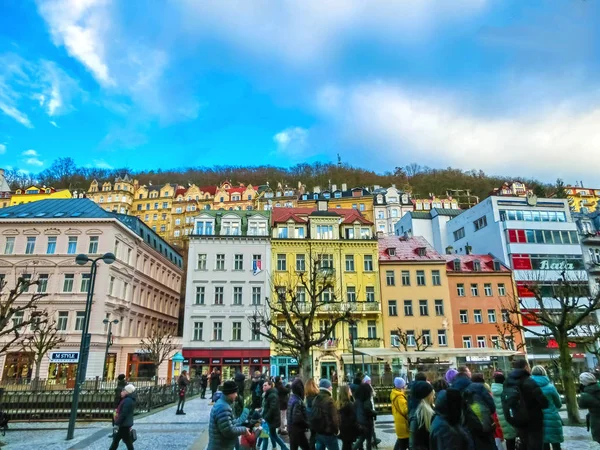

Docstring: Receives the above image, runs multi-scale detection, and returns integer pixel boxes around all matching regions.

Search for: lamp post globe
[101,252,116,265]
[75,254,89,266]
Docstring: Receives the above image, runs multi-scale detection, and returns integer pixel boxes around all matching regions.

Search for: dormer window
[387,248,396,256]
[453,259,461,271]
[196,220,214,235]
[323,193,331,199]
[334,192,342,198]
[493,260,501,271]
[313,194,318,200]
[416,247,427,257]
[473,259,481,272]
[301,194,308,200]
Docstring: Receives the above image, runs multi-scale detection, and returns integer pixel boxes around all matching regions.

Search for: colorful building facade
[566,186,600,213]
[0,169,10,208]
[297,185,374,222]
[87,175,136,214]
[9,185,71,206]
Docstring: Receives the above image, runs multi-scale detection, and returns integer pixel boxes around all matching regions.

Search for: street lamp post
[102,319,119,381]
[66,252,115,441]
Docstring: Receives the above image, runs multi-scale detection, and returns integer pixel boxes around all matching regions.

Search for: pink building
[0,199,183,384]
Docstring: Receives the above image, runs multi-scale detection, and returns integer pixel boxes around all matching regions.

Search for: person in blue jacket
[531,366,563,450]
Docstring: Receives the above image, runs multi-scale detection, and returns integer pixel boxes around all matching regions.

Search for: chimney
[341,183,347,191]
[465,244,472,255]
[313,186,321,194]
[391,184,396,188]
[316,199,328,212]
[374,184,380,190]
[331,184,337,192]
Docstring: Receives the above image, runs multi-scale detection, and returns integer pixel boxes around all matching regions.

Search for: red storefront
[183,348,270,380]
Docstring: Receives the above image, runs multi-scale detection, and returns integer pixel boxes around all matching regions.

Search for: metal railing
[0,377,171,391]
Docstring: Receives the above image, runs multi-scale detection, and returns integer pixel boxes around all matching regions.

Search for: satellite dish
[526,191,538,207]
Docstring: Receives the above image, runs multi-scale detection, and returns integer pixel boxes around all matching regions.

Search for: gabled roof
[271,207,372,225]
[198,185,217,195]
[378,236,445,262]
[441,254,510,273]
[0,198,112,219]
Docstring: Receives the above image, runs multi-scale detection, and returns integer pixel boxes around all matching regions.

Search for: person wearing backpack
[390,377,409,450]
[578,372,600,444]
[261,380,289,450]
[531,366,563,450]
[305,378,320,450]
[354,382,377,450]
[503,359,549,450]
[309,379,340,450]
[491,372,517,450]
[430,387,473,450]
[288,379,310,450]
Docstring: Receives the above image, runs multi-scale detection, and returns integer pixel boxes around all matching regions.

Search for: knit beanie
[580,372,597,386]
[123,384,136,394]
[412,381,433,400]
[394,377,406,389]
[445,368,459,384]
[362,375,371,385]
[222,380,238,395]
[319,378,332,390]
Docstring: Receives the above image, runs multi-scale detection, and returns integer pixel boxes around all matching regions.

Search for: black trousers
[177,395,185,412]
[393,438,409,450]
[518,428,544,450]
[201,385,207,398]
[109,426,134,450]
[289,426,310,450]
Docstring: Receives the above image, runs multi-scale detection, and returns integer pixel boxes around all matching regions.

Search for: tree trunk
[33,356,43,391]
[557,335,580,425]
[299,349,312,381]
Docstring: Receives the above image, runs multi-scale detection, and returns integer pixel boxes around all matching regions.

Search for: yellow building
[378,235,455,374]
[413,196,459,212]
[566,186,600,213]
[270,201,383,379]
[87,175,135,214]
[254,182,304,211]
[133,183,176,241]
[213,181,257,211]
[170,184,215,249]
[297,185,374,222]
[9,185,71,206]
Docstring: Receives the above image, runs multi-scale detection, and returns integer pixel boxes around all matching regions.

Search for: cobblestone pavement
[0,395,212,450]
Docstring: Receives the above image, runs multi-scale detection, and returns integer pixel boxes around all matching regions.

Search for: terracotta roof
[441,254,510,273]
[175,187,187,197]
[198,186,217,195]
[227,187,245,194]
[271,207,372,225]
[378,236,445,262]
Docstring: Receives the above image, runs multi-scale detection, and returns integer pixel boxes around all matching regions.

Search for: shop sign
[546,339,576,349]
[192,358,209,364]
[183,359,190,364]
[466,356,491,363]
[289,358,298,364]
[251,358,261,364]
[261,358,270,364]
[211,358,221,364]
[573,353,586,359]
[243,358,250,364]
[538,260,575,270]
[49,352,79,363]
[223,358,242,364]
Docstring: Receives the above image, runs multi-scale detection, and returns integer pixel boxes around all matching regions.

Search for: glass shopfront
[185,352,269,380]
[103,353,117,381]
[127,353,156,380]
[48,362,77,384]
[2,352,33,383]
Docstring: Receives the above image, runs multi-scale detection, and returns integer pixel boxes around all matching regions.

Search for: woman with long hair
[408,381,434,450]
[338,385,358,450]
[287,378,310,450]
[304,379,319,450]
[354,382,377,450]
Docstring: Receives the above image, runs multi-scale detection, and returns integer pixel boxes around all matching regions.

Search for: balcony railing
[292,302,381,314]
[352,337,382,348]
[319,338,340,350]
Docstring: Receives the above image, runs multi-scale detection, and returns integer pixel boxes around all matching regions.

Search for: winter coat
[531,375,564,444]
[390,388,409,439]
[200,374,208,388]
[178,374,190,394]
[262,387,281,428]
[310,389,339,436]
[207,395,248,450]
[430,413,473,450]
[210,372,221,391]
[115,393,136,428]
[579,383,600,443]
[114,379,127,407]
[287,393,308,430]
[491,382,517,439]
[354,383,376,428]
[235,372,246,397]
[338,402,359,441]
[504,368,548,431]
[277,382,290,411]
[408,410,430,450]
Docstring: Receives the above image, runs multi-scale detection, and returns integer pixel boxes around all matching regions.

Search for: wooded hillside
[3,157,556,201]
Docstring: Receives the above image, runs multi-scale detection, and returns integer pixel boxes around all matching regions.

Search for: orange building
[442,254,524,361]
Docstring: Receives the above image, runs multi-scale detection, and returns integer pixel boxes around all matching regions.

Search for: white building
[182,210,271,380]
[0,199,183,384]
[395,208,462,253]
[373,187,413,236]
[446,194,591,369]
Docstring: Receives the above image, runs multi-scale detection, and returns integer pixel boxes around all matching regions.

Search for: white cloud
[0,102,32,127]
[37,0,114,86]
[93,159,112,169]
[0,143,6,154]
[22,149,38,157]
[316,82,600,181]
[273,127,308,154]
[25,158,44,167]
[178,1,487,66]
[49,120,58,128]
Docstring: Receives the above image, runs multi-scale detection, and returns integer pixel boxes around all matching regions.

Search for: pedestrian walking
[210,368,221,403]
[338,385,358,450]
[531,366,563,450]
[305,378,320,450]
[288,378,310,450]
[390,377,409,450]
[503,359,548,450]
[408,381,434,450]
[176,370,190,415]
[578,372,600,444]
[354,381,377,450]
[251,371,264,409]
[207,380,251,450]
[491,372,517,450]
[408,372,428,414]
[109,384,136,450]
[308,379,339,450]
[200,370,208,399]
[276,376,290,434]
[430,387,473,450]
[236,371,247,398]
[262,379,289,450]
[114,374,127,407]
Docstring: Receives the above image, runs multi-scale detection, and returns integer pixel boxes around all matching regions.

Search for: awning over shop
[348,348,522,360]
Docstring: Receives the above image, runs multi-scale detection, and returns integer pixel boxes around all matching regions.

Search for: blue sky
[1,0,599,183]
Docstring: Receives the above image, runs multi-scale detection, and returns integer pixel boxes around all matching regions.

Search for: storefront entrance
[183,349,270,380]
[2,352,33,383]
[48,362,77,385]
[320,362,337,380]
[127,353,156,380]
[103,353,117,381]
